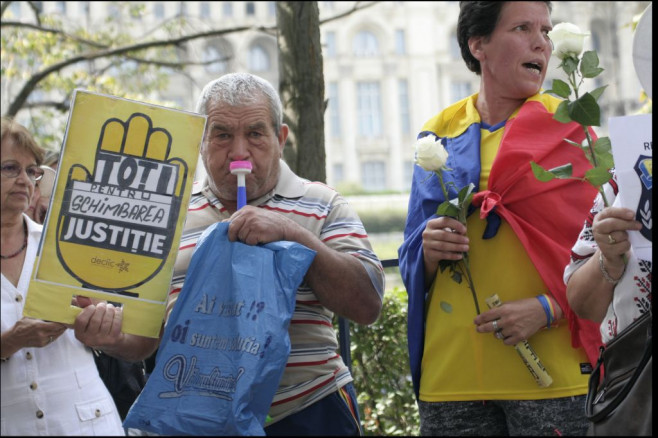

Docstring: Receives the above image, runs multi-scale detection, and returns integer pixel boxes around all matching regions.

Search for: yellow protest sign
[23,90,206,338]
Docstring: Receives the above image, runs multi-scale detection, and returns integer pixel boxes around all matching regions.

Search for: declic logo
[90,256,115,269]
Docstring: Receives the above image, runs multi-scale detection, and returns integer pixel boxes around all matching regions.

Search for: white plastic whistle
[230,161,253,210]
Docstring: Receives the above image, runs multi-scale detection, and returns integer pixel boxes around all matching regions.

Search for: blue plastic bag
[123,222,315,435]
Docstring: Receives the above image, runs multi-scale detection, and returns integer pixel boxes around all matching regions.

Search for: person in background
[26,165,55,224]
[72,72,385,436]
[1,117,125,436]
[563,172,651,418]
[43,149,60,170]
[398,2,602,435]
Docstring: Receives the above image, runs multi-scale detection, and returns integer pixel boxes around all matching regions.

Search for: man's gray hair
[195,72,284,135]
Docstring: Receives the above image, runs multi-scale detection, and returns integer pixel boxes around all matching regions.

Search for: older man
[74,73,384,436]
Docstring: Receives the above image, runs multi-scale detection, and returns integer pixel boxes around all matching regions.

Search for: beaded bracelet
[536,294,554,329]
[598,252,624,284]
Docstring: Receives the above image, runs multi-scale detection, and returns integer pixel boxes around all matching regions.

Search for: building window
[248,44,270,72]
[353,30,379,57]
[9,2,21,17]
[398,79,411,135]
[395,29,406,55]
[179,2,187,16]
[361,161,387,192]
[153,2,165,19]
[203,44,229,74]
[333,163,344,185]
[79,2,90,17]
[107,3,119,19]
[200,2,211,16]
[328,82,341,138]
[450,32,461,60]
[223,2,233,17]
[246,2,256,16]
[55,2,67,14]
[268,1,276,17]
[356,82,382,137]
[325,31,337,58]
[451,81,472,102]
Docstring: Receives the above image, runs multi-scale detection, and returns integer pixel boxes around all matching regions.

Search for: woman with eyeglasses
[1,117,125,436]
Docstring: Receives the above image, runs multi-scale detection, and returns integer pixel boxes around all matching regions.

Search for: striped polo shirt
[166,159,385,424]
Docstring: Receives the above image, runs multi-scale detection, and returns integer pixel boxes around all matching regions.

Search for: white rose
[415,135,449,172]
[549,22,590,60]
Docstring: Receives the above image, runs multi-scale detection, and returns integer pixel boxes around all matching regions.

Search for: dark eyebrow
[207,122,232,135]
[247,121,268,131]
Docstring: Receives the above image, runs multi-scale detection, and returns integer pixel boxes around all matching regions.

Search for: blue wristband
[537,295,553,329]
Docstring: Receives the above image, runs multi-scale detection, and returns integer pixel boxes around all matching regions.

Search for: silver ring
[495,331,504,340]
[492,319,499,331]
[608,234,616,244]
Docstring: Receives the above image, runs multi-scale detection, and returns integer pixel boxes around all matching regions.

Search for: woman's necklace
[1,221,28,260]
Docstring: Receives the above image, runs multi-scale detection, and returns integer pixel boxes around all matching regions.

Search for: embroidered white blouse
[563,176,652,345]
[1,215,125,436]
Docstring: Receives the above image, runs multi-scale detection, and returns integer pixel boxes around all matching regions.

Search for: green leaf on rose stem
[437,201,460,218]
[562,56,579,75]
[531,161,556,182]
[440,301,453,314]
[547,163,574,179]
[580,51,605,78]
[593,136,612,154]
[568,93,601,127]
[594,138,614,169]
[457,183,475,205]
[462,192,474,212]
[596,150,615,170]
[553,100,572,124]
[585,166,613,186]
[546,79,571,99]
[589,85,608,101]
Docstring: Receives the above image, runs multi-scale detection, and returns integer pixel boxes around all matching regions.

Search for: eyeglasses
[1,161,45,182]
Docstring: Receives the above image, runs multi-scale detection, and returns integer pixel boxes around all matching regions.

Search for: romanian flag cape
[398,93,602,398]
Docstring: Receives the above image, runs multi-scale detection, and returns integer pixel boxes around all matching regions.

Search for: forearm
[290,227,382,325]
[423,253,439,288]
[566,249,616,323]
[99,332,160,362]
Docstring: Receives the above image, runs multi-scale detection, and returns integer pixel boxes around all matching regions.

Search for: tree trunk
[276,1,326,183]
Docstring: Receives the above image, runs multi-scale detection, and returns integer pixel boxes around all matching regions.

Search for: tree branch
[1,20,108,48]
[3,1,382,118]
[4,25,263,117]
[319,1,381,25]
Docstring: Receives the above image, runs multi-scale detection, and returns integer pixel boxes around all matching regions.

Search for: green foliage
[335,181,365,195]
[538,47,614,204]
[339,288,420,436]
[336,181,407,197]
[357,209,407,234]
[1,4,182,150]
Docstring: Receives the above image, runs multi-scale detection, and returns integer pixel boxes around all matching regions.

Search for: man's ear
[468,36,485,61]
[278,124,289,156]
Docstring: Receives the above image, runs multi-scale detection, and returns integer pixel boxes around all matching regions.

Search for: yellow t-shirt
[419,121,590,401]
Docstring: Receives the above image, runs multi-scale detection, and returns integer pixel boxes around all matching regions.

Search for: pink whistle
[230,161,252,209]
